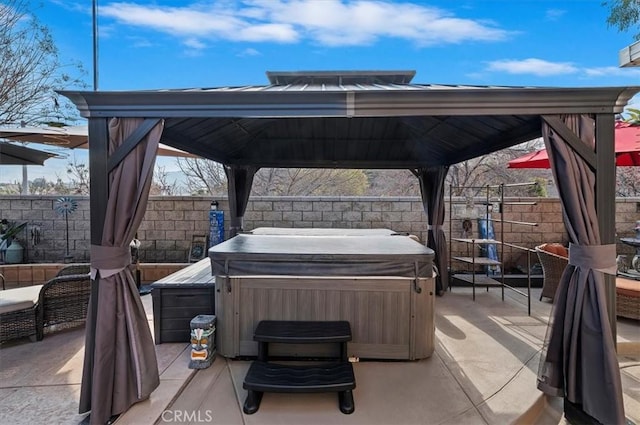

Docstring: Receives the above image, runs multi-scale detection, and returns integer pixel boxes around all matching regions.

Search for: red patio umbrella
[508,121,640,168]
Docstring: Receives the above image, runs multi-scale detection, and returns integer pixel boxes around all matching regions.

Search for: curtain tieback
[90,244,131,279]
[568,243,617,275]
[427,225,443,231]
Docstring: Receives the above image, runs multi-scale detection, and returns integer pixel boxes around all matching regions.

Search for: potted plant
[0,219,27,264]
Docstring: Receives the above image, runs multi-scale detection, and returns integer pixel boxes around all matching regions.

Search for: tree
[0,182,20,194]
[65,158,90,194]
[0,0,86,126]
[176,158,227,195]
[446,138,548,196]
[604,0,640,39]
[616,168,640,196]
[29,177,69,195]
[251,168,369,196]
[177,156,370,196]
[365,170,420,196]
[150,166,181,195]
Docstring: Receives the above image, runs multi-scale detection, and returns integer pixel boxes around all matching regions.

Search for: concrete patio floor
[0,286,638,425]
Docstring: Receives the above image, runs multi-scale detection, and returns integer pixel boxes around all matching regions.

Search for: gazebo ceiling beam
[218,159,435,169]
[160,128,232,163]
[441,117,542,165]
[107,118,162,173]
[542,115,597,169]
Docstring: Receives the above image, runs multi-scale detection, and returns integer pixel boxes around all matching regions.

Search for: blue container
[477,215,500,275]
[209,210,225,247]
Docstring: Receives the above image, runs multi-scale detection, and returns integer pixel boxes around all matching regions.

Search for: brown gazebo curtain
[537,114,624,424]
[415,166,450,294]
[224,165,258,237]
[80,118,163,424]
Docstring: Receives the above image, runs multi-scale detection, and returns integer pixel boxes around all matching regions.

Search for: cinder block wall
[0,196,92,263]
[1,195,638,267]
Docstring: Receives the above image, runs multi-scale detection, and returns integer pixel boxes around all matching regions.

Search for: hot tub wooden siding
[215,275,435,360]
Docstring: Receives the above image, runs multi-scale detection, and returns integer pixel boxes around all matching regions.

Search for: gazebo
[61,70,638,425]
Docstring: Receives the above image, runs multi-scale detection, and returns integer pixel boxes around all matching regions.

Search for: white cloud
[484,58,640,80]
[545,9,565,21]
[49,0,89,14]
[99,23,118,39]
[183,38,207,50]
[238,47,261,57]
[583,66,640,78]
[260,0,509,46]
[486,58,578,76]
[99,0,511,47]
[100,2,298,43]
[127,36,154,48]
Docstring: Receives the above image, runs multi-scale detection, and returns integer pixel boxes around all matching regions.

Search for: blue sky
[3,0,640,184]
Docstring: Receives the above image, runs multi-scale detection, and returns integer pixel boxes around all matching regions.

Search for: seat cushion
[539,243,568,258]
[616,278,640,299]
[0,285,43,314]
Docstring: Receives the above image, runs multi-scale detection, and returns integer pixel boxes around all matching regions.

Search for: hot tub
[209,233,435,360]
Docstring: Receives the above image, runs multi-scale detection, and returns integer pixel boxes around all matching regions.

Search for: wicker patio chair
[55,263,90,277]
[535,245,569,302]
[1,306,38,344]
[36,273,91,340]
[0,285,43,344]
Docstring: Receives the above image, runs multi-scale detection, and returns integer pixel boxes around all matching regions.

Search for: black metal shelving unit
[448,182,539,315]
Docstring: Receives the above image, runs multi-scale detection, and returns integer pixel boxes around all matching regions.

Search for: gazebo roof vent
[266,70,416,86]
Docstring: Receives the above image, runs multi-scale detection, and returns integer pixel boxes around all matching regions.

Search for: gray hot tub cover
[209,234,435,278]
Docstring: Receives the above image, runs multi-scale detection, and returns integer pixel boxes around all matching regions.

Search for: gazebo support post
[79,117,110,418]
[224,165,257,238]
[564,113,618,425]
[595,113,617,344]
[564,114,617,425]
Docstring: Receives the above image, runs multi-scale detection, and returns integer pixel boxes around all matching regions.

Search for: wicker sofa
[0,273,91,344]
[616,277,640,321]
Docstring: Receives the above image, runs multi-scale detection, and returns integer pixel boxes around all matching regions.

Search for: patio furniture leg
[35,326,43,341]
[341,341,348,362]
[338,390,355,414]
[258,341,268,362]
[243,390,263,414]
[36,303,44,341]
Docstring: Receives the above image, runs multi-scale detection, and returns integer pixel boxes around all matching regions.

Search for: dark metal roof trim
[60,86,639,119]
[351,87,640,116]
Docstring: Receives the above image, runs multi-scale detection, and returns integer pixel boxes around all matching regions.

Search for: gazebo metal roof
[61,70,638,169]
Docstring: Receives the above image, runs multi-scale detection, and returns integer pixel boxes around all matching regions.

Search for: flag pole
[92,0,99,91]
